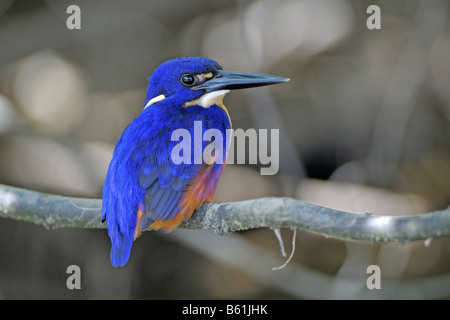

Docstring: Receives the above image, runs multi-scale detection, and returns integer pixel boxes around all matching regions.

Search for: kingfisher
[102,57,288,267]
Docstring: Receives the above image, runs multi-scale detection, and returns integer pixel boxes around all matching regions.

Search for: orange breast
[149,163,225,232]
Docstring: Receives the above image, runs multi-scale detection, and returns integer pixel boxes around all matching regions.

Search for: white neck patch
[183,90,230,108]
[144,94,166,109]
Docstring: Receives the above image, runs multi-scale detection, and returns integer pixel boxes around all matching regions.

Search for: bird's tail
[110,233,133,267]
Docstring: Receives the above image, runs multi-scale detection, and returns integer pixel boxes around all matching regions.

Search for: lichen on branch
[1,184,449,244]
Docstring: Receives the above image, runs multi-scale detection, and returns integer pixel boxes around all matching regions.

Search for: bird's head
[144,57,289,109]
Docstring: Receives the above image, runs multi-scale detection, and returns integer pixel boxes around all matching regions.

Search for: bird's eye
[181,74,196,86]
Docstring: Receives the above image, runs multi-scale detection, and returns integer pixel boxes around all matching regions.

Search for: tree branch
[0,183,449,243]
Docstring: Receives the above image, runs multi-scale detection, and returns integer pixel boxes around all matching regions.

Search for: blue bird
[102,57,288,267]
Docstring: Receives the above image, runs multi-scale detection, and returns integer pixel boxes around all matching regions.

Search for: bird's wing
[138,156,200,230]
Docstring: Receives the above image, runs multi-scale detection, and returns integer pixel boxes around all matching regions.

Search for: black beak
[197,70,289,92]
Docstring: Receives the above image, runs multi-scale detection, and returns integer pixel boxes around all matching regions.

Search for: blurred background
[0,0,449,299]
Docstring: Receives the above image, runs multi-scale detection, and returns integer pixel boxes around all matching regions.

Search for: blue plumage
[102,57,288,267]
[102,59,229,266]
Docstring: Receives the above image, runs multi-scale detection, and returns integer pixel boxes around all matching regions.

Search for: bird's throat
[183,90,230,108]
